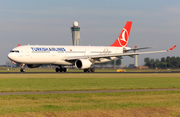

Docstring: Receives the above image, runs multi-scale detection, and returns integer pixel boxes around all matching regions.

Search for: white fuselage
[8,45,124,65]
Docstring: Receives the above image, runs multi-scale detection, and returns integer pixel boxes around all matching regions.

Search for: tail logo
[110,21,132,47]
[118,28,128,47]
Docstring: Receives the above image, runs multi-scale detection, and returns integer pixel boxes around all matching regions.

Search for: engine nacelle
[27,64,41,68]
[75,59,92,69]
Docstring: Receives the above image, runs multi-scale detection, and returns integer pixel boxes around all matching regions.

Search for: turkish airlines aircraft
[8,21,176,72]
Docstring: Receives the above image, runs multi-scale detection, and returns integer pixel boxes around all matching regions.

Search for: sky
[0,0,180,66]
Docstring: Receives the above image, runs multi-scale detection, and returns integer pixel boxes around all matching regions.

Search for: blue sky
[0,0,180,66]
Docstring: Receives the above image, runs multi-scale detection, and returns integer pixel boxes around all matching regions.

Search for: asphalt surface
[1,71,180,74]
[0,89,180,96]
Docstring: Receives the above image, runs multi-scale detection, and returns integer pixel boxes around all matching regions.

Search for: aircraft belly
[93,57,117,64]
[53,60,73,65]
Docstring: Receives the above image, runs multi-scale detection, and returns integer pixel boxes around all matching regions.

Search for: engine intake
[75,59,92,69]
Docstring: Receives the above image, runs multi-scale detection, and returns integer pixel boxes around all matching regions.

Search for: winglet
[169,45,176,51]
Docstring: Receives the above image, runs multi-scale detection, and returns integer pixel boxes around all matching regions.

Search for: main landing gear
[20,64,25,72]
[55,66,67,72]
[83,68,95,72]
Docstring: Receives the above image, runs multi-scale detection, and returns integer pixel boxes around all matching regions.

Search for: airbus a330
[8,21,176,72]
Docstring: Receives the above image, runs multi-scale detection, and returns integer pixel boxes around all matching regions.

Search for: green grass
[0,73,180,116]
[0,91,180,115]
[0,74,180,92]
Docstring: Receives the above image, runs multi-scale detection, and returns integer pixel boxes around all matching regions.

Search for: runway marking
[0,89,180,96]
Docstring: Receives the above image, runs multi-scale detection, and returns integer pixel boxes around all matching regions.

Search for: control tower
[71,21,80,46]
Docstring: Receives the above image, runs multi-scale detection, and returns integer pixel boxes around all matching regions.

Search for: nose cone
[8,53,13,60]
[8,53,17,61]
[8,52,21,63]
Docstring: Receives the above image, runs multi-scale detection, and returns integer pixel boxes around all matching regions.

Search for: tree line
[144,56,180,69]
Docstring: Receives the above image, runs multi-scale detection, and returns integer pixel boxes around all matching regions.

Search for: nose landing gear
[20,64,25,72]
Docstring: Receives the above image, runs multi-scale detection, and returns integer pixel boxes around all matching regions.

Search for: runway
[0,89,180,96]
[1,71,180,74]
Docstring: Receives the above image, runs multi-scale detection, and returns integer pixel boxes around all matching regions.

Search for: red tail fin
[111,21,132,47]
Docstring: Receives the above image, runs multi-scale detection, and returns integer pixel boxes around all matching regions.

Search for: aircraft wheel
[20,63,25,72]
[91,68,95,72]
[20,68,25,72]
[84,69,88,72]
[87,68,91,72]
[55,68,59,72]
[63,68,67,72]
[59,68,62,72]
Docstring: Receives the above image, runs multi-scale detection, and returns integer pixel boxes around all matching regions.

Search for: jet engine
[75,59,92,69]
[27,64,41,68]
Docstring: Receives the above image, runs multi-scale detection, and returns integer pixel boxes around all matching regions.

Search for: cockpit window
[10,50,19,53]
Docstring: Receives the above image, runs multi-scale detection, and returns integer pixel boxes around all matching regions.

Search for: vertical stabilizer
[111,21,132,47]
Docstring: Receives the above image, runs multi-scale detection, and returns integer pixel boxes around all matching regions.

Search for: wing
[64,45,176,61]
[124,47,154,52]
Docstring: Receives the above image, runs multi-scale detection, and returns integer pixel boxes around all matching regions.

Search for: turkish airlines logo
[118,28,128,47]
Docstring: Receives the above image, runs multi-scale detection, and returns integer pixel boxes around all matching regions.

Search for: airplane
[7,21,176,72]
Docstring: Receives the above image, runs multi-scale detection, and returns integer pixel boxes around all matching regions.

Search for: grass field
[0,74,180,92]
[0,73,180,116]
[1,91,180,117]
